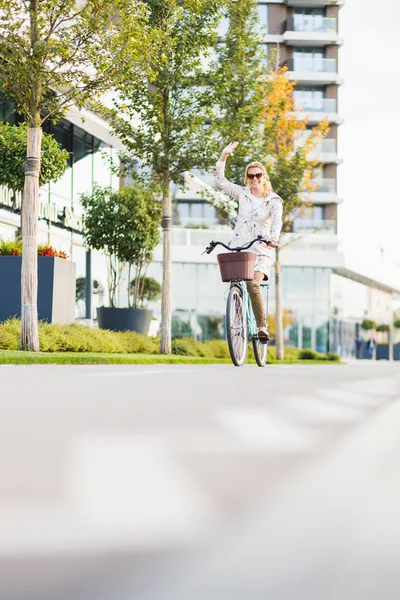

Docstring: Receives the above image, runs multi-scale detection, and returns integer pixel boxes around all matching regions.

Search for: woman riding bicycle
[213,141,283,344]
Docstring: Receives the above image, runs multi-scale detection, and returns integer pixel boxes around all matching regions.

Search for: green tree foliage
[361,319,377,331]
[103,0,227,352]
[0,122,68,191]
[80,183,161,308]
[213,0,266,184]
[0,0,150,350]
[106,0,225,186]
[129,276,162,309]
[0,0,149,127]
[376,324,390,333]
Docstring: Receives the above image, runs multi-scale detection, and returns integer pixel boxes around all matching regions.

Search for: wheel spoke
[227,287,247,366]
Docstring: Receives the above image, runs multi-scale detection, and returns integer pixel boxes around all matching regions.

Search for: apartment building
[263,0,343,235]
[148,0,400,355]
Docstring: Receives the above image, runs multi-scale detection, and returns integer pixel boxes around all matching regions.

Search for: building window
[255,4,268,33]
[293,47,324,72]
[293,87,324,110]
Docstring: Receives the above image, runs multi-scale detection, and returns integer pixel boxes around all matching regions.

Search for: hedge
[0,320,339,361]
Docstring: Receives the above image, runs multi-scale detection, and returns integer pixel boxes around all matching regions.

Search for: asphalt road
[1,362,400,600]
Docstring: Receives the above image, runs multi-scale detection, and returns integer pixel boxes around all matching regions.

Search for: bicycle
[204,235,271,367]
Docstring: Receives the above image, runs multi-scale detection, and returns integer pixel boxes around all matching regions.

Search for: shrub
[0,318,20,349]
[325,352,340,362]
[202,339,230,359]
[0,238,67,258]
[0,238,22,256]
[171,337,206,357]
[298,348,318,360]
[37,244,68,259]
[376,324,390,333]
[394,319,400,329]
[361,319,376,331]
[0,319,160,354]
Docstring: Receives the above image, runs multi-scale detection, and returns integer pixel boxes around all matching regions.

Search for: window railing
[287,58,337,73]
[319,139,337,153]
[313,178,336,193]
[294,97,337,113]
[293,219,336,233]
[295,136,337,154]
[176,216,221,227]
[287,16,337,33]
[172,228,232,246]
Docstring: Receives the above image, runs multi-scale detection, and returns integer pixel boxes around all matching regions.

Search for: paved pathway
[1,362,399,599]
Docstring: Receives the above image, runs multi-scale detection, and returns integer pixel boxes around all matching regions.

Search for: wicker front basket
[217,252,256,282]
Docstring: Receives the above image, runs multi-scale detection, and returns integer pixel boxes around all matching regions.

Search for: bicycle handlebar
[203,234,271,255]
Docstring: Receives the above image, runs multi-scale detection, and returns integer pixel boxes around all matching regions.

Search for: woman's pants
[246,272,267,328]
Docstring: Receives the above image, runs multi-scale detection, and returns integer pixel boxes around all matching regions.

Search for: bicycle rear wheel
[252,335,268,367]
[226,285,248,367]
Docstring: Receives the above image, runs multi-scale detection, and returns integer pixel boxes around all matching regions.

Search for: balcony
[314,178,336,193]
[294,97,341,124]
[295,97,336,113]
[286,57,342,85]
[176,216,222,228]
[291,17,337,33]
[284,16,340,46]
[295,136,340,164]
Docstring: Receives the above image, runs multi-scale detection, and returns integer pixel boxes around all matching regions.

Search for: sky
[338,0,400,261]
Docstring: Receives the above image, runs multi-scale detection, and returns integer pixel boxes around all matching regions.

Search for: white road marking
[84,368,199,378]
[0,435,214,555]
[216,408,319,452]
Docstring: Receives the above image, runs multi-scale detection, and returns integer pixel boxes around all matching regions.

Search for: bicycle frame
[231,279,269,339]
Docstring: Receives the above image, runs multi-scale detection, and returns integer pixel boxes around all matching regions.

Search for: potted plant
[80,182,161,334]
[375,324,390,360]
[392,319,400,361]
[0,238,76,323]
[360,318,377,359]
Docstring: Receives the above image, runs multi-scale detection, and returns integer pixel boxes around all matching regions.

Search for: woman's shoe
[258,329,270,344]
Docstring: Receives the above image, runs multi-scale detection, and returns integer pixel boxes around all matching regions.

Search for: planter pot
[0,256,76,324]
[97,307,153,335]
[376,344,389,360]
[394,343,400,361]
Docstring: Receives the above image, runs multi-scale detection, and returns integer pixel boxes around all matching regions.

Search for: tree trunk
[160,172,172,354]
[275,247,284,360]
[20,127,42,351]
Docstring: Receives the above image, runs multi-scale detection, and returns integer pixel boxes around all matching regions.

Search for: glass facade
[0,95,118,319]
[147,261,333,350]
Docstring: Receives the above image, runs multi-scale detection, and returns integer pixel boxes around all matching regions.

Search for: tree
[129,276,162,309]
[0,122,68,192]
[80,183,161,308]
[361,319,377,331]
[260,64,329,360]
[213,0,266,184]
[103,0,227,353]
[0,0,149,350]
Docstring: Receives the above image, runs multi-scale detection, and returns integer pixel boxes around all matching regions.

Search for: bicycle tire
[226,285,248,367]
[252,335,267,367]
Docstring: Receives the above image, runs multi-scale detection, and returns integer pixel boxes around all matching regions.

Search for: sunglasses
[247,172,263,181]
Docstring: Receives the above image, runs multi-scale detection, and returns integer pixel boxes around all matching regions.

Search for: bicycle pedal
[258,330,270,344]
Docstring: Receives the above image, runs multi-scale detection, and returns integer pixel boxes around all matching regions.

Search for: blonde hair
[244,161,272,196]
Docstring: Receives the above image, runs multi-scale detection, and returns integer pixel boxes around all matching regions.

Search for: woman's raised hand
[220,141,239,160]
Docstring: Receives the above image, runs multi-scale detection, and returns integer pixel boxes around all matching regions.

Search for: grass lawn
[0,350,342,366]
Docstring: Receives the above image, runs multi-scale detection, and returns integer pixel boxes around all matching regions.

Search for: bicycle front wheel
[252,336,268,367]
[226,285,248,367]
